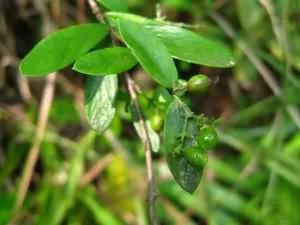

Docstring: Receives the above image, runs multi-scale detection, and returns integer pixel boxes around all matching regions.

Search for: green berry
[150,113,164,132]
[197,126,218,150]
[184,146,208,168]
[187,74,211,93]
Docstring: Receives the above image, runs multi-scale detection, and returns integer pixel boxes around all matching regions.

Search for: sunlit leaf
[118,19,178,88]
[20,23,109,76]
[145,24,235,68]
[73,47,137,76]
[106,12,235,68]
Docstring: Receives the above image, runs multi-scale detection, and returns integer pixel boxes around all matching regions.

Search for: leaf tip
[19,58,33,77]
[227,59,236,67]
[177,178,199,194]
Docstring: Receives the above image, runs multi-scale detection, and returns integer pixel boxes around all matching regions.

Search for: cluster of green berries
[185,74,217,167]
[149,74,218,167]
[184,125,218,168]
[150,74,212,132]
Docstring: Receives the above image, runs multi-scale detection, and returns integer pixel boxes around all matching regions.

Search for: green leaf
[96,0,128,12]
[145,24,235,68]
[130,102,160,153]
[73,47,137,76]
[85,75,118,134]
[163,97,203,193]
[105,12,235,68]
[105,12,156,27]
[118,19,178,88]
[20,23,109,76]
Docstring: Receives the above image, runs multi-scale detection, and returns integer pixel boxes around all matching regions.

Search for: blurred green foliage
[1,0,300,225]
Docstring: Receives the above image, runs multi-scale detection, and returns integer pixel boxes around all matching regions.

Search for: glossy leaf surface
[20,23,109,76]
[145,24,235,68]
[105,12,235,68]
[119,19,178,88]
[73,47,137,76]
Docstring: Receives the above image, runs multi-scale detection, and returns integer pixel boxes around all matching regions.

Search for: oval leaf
[20,23,109,76]
[105,13,234,68]
[85,75,118,134]
[163,97,203,193]
[73,47,138,76]
[96,0,128,12]
[145,24,235,68]
[118,19,178,88]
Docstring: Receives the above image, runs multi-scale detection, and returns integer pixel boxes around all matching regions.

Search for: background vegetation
[1,0,300,224]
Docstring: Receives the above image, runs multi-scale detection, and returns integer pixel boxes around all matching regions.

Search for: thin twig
[0,13,32,102]
[155,3,165,20]
[17,75,32,103]
[103,129,129,157]
[233,156,259,189]
[259,0,282,45]
[86,1,157,224]
[125,74,157,225]
[211,12,300,129]
[1,56,32,102]
[80,153,112,186]
[87,0,104,21]
[15,0,58,211]
[15,73,56,211]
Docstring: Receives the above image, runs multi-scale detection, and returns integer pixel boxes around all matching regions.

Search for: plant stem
[87,0,104,21]
[15,72,56,211]
[86,1,157,224]
[125,74,157,225]
[80,153,112,186]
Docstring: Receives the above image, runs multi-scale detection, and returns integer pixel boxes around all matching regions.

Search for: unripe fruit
[150,113,164,132]
[187,74,211,93]
[184,146,208,168]
[197,126,218,150]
